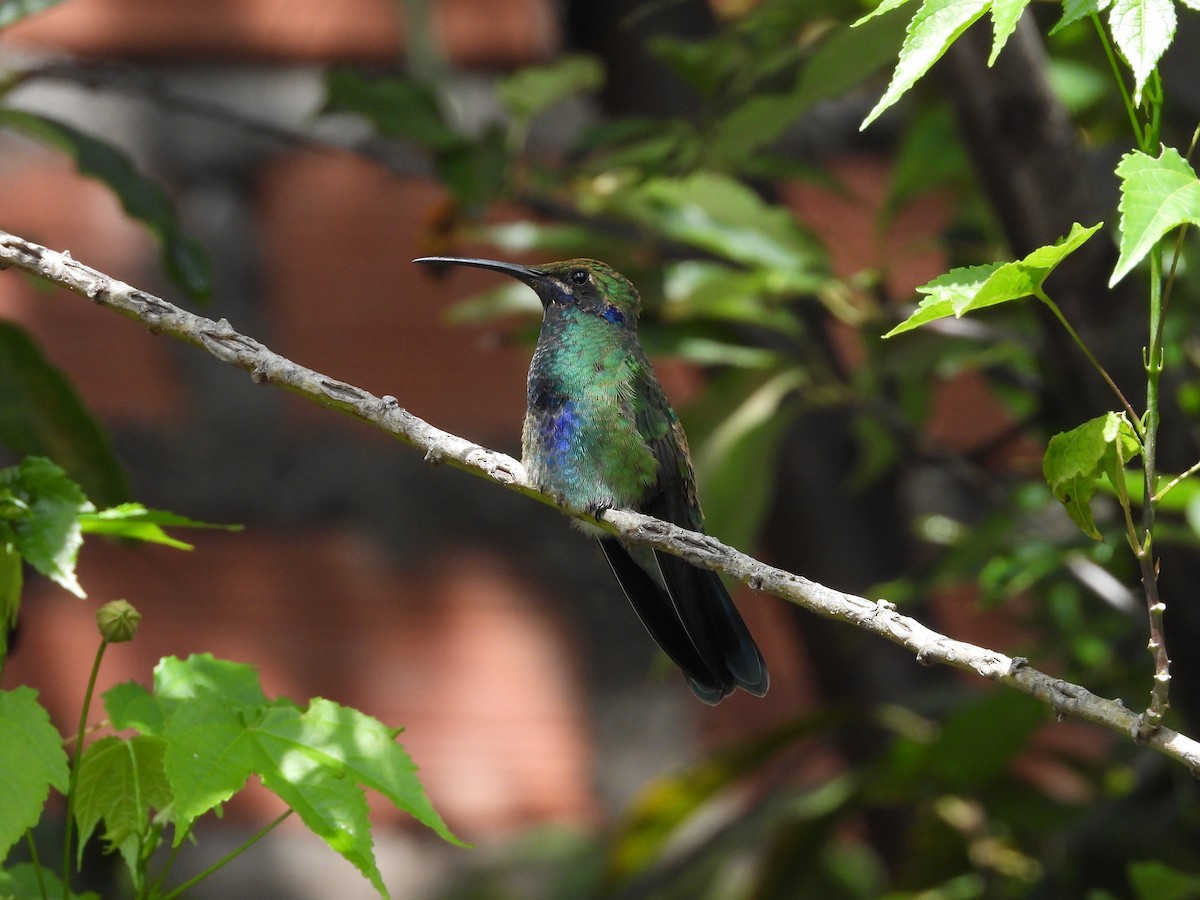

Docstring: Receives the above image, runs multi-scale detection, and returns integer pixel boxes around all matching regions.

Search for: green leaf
[0,863,98,900]
[0,544,21,660]
[711,14,908,163]
[252,698,464,891]
[73,735,172,876]
[322,68,460,150]
[0,456,89,596]
[0,0,71,27]
[1111,147,1200,286]
[79,503,240,550]
[1129,860,1200,900]
[662,261,804,337]
[0,321,131,507]
[153,653,269,709]
[162,688,258,832]
[0,110,211,299]
[1043,412,1141,540]
[587,172,827,277]
[860,0,991,130]
[0,687,70,860]
[1050,0,1113,35]
[855,0,921,26]
[691,369,803,554]
[154,653,460,898]
[434,126,510,212]
[925,690,1044,788]
[163,687,461,897]
[885,222,1102,337]
[1109,0,1176,105]
[988,0,1031,64]
[104,681,165,735]
[496,55,603,125]
[884,105,973,215]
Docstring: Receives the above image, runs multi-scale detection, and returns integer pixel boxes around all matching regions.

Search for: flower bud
[96,599,141,643]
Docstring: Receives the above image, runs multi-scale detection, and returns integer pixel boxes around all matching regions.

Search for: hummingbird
[414,256,769,703]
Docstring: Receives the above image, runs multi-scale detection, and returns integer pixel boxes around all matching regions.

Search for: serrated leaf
[155,653,460,897]
[988,0,1031,64]
[164,690,461,897]
[0,110,210,299]
[0,687,70,860]
[104,681,165,735]
[1043,412,1141,539]
[885,222,1102,337]
[0,456,89,596]
[260,699,460,846]
[261,753,387,896]
[855,0,921,26]
[1109,0,1176,106]
[0,863,99,900]
[162,689,258,833]
[1111,147,1200,286]
[153,653,268,708]
[884,263,1002,337]
[0,0,71,27]
[1050,0,1113,35]
[496,55,603,124]
[251,699,463,895]
[0,322,131,506]
[860,0,991,130]
[73,735,172,876]
[79,503,240,550]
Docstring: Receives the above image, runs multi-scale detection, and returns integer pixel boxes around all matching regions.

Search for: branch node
[425,446,446,465]
[250,363,269,384]
[1008,656,1029,674]
[318,379,363,403]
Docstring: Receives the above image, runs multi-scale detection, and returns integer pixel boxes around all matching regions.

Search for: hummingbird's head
[414,257,641,326]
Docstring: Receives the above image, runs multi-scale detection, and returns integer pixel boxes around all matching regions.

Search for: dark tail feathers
[599,538,769,703]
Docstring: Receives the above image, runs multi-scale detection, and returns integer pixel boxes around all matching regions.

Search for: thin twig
[2,228,1199,772]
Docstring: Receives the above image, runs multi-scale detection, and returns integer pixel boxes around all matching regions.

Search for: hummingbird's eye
[570,269,589,285]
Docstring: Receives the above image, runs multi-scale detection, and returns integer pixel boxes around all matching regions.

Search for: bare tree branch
[2,227,1198,772]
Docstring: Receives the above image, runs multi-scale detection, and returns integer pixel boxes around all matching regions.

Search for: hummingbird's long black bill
[413,257,544,285]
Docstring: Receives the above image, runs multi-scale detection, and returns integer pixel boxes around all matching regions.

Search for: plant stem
[1139,245,1169,735]
[1092,14,1142,145]
[155,810,293,900]
[143,823,190,900]
[1036,290,1141,428]
[26,830,49,900]
[1155,458,1200,503]
[62,639,109,899]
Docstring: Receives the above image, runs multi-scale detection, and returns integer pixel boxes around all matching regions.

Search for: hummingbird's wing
[629,369,770,699]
